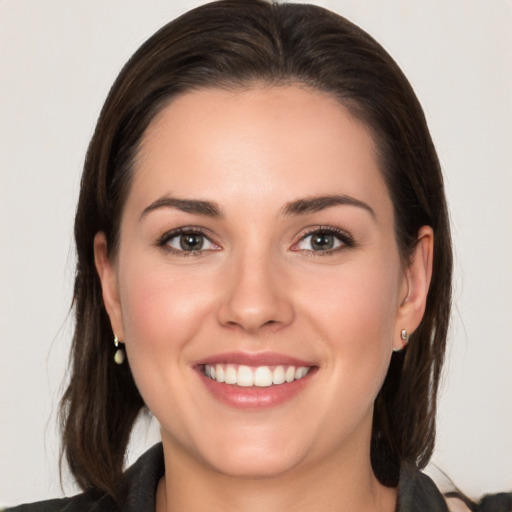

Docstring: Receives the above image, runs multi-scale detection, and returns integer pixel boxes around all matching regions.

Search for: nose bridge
[217,240,293,332]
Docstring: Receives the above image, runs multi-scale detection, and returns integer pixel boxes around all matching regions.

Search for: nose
[216,249,294,334]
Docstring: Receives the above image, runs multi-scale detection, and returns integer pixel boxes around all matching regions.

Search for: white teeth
[285,366,296,383]
[272,365,286,385]
[295,366,308,380]
[204,363,311,387]
[254,366,273,387]
[225,364,237,384]
[237,365,254,387]
[215,364,225,383]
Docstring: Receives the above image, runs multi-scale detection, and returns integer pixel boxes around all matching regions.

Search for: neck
[156,439,397,512]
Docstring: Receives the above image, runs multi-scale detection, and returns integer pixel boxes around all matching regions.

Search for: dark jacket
[4,443,449,512]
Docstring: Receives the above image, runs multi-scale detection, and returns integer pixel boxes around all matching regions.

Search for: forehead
[130,85,391,220]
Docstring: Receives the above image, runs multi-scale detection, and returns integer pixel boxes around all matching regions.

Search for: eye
[159,228,219,254]
[292,227,353,253]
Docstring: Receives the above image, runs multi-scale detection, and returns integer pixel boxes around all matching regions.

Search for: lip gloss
[198,370,314,409]
[194,352,317,409]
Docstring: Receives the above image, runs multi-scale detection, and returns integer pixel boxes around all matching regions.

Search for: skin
[95,85,433,512]
[446,498,472,512]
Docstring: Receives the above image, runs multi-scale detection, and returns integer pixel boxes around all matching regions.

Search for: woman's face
[96,85,431,479]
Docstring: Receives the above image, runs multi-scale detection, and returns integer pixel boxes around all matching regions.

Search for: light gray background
[1,0,511,506]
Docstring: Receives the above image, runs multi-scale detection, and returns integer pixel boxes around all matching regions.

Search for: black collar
[6,443,449,511]
[119,444,448,512]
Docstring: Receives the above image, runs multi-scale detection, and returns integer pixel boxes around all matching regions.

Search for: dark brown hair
[62,0,452,498]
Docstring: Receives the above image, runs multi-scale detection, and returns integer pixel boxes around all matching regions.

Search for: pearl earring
[114,335,125,365]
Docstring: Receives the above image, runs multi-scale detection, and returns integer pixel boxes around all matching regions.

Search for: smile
[203,364,311,387]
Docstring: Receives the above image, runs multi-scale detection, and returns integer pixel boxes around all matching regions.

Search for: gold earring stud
[393,329,410,352]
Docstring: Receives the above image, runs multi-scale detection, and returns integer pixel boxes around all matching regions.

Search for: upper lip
[194,351,316,368]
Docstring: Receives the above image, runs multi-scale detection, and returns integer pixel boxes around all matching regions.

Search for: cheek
[298,257,401,385]
[117,260,214,382]
[303,257,400,337]
[119,259,205,338]
[116,262,217,429]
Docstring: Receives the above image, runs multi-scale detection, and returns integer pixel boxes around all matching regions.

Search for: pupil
[180,234,203,251]
[312,233,334,250]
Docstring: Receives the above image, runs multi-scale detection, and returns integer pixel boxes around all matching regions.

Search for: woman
[3,1,508,511]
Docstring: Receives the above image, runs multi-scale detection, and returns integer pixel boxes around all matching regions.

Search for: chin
[184,425,310,480]
[205,448,303,480]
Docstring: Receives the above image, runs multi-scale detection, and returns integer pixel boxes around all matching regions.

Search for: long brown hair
[62,0,452,498]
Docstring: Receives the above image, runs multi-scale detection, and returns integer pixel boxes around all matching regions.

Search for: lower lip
[197,369,316,409]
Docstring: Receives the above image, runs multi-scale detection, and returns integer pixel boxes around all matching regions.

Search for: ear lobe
[394,226,434,350]
[94,232,125,340]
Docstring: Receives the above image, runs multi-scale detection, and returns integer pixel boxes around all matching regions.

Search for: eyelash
[157,227,220,257]
[292,226,355,255]
[156,225,355,257]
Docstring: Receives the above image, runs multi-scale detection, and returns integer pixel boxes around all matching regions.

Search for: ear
[394,226,434,350]
[94,232,125,341]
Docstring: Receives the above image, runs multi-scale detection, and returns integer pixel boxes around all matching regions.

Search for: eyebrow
[283,194,376,219]
[139,196,223,220]
[139,193,375,221]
